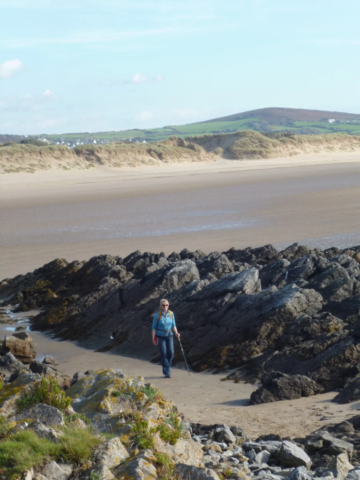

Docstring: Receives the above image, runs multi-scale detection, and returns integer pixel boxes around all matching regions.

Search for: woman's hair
[160,298,169,307]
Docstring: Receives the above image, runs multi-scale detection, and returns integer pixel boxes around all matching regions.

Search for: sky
[1,0,360,135]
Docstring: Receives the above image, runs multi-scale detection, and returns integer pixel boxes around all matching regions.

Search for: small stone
[42,356,58,366]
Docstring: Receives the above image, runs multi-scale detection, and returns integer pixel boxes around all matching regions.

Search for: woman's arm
[173,326,180,339]
[152,329,157,345]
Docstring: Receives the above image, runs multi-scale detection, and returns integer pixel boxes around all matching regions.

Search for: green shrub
[131,417,155,450]
[140,384,157,401]
[156,423,181,445]
[154,452,174,480]
[57,427,102,464]
[17,377,71,412]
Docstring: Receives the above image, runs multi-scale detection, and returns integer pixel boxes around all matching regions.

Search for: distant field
[41,119,360,144]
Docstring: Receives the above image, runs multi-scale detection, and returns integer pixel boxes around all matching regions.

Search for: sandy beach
[1,151,360,439]
[1,151,360,279]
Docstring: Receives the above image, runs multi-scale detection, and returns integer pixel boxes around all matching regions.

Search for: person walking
[152,299,180,378]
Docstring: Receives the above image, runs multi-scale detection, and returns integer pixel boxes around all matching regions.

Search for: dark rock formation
[1,242,360,402]
[250,372,324,405]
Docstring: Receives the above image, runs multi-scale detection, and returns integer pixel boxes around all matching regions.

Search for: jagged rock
[278,440,312,469]
[42,461,71,480]
[305,431,354,457]
[0,351,26,379]
[174,463,221,480]
[345,469,360,480]
[290,466,312,480]
[334,377,360,404]
[16,403,64,426]
[330,453,353,480]
[162,259,200,291]
[0,372,41,417]
[212,424,236,445]
[254,450,271,464]
[29,361,71,389]
[0,333,36,363]
[113,449,157,480]
[250,372,324,405]
[93,437,129,470]
[153,432,203,466]
[3,244,360,386]
[192,267,260,301]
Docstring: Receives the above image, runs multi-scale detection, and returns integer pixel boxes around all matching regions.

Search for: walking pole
[178,337,191,375]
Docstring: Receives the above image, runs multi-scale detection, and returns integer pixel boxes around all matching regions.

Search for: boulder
[113,450,157,480]
[1,333,36,363]
[250,372,324,405]
[93,437,129,470]
[16,403,64,426]
[305,431,354,457]
[330,453,353,480]
[0,351,26,379]
[290,466,312,480]
[153,433,203,466]
[334,377,360,404]
[212,424,236,445]
[42,461,71,480]
[278,440,312,469]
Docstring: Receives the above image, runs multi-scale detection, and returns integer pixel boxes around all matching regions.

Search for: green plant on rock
[17,376,71,412]
[140,384,158,402]
[57,427,102,464]
[156,422,182,446]
[65,412,91,426]
[154,452,174,480]
[89,471,102,480]
[131,416,155,450]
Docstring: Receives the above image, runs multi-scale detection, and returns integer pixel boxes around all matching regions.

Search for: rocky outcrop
[2,364,360,479]
[2,243,360,401]
[250,372,324,404]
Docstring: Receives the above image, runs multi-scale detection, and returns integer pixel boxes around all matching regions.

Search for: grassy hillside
[36,107,360,145]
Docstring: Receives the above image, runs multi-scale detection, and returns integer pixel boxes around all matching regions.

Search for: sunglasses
[161,304,169,307]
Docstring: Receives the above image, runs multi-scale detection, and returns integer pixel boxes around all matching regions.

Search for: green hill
[8,107,360,145]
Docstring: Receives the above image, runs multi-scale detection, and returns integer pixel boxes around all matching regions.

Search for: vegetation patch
[17,377,71,412]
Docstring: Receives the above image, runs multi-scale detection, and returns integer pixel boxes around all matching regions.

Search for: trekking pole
[178,337,191,375]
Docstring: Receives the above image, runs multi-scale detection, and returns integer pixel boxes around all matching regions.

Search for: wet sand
[1,152,360,279]
[1,311,359,439]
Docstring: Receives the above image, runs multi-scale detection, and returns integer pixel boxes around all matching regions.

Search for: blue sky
[1,0,360,135]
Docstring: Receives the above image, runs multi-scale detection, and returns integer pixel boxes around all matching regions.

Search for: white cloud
[132,72,147,84]
[24,94,32,98]
[42,89,57,98]
[0,59,24,79]
[154,74,164,82]
[135,110,153,121]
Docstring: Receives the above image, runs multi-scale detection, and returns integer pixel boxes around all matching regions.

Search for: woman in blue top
[152,298,180,378]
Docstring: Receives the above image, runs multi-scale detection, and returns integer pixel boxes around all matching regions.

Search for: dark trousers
[158,336,174,376]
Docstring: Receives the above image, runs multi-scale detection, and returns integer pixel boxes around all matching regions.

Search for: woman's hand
[175,331,180,340]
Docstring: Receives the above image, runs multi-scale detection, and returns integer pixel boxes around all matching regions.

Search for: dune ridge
[2,131,360,174]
